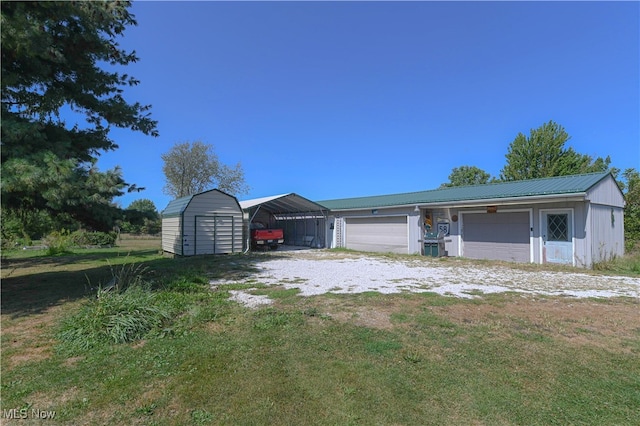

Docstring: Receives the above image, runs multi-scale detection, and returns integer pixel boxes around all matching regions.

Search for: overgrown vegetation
[1,201,159,250]
[2,238,639,425]
[592,248,640,275]
[57,258,233,354]
[58,284,171,352]
[38,229,118,255]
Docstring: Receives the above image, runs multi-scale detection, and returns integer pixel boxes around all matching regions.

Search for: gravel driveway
[210,249,640,308]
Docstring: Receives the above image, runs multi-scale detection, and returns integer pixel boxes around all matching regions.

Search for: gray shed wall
[586,175,625,208]
[588,204,624,264]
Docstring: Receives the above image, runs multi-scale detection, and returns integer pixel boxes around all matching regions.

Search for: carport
[240,193,329,249]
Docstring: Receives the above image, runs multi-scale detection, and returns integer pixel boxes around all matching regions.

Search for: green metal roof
[161,194,195,218]
[317,172,612,211]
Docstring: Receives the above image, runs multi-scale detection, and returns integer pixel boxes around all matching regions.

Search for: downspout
[243,205,262,254]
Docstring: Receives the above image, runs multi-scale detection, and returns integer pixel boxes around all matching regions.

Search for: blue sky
[97,1,639,212]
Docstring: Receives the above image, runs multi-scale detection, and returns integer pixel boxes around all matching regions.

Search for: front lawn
[1,237,638,425]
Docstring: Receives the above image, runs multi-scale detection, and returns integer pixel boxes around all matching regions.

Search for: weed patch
[57,285,171,352]
[592,251,640,275]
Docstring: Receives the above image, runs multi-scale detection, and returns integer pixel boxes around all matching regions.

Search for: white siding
[162,216,183,255]
[586,175,625,208]
[325,177,623,268]
[452,202,591,267]
[195,215,239,254]
[334,216,344,248]
[589,204,624,264]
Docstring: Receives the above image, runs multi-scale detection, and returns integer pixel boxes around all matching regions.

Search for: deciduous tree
[620,168,640,249]
[162,141,249,198]
[121,199,160,235]
[500,121,610,181]
[440,166,492,187]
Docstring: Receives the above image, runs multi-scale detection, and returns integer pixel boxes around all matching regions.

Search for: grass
[592,249,640,275]
[1,237,639,425]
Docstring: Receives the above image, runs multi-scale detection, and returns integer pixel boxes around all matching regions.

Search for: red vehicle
[250,222,284,250]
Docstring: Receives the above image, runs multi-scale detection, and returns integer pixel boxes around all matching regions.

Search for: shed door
[195,216,235,255]
[463,212,530,262]
[345,216,408,254]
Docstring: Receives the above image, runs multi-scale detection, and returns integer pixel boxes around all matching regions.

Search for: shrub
[70,230,117,247]
[141,218,161,235]
[43,229,74,255]
[1,231,22,250]
[0,208,79,247]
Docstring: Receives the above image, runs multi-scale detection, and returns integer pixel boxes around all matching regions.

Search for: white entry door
[542,210,573,265]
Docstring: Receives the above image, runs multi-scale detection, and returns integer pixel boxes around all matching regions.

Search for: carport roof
[317,172,613,211]
[240,193,328,215]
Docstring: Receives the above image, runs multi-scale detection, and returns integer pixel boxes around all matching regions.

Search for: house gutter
[422,193,587,209]
[327,192,587,212]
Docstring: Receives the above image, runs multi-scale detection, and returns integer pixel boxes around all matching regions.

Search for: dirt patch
[204,321,226,334]
[430,297,640,349]
[63,356,85,367]
[27,386,81,412]
[131,340,147,349]
[6,345,52,368]
[330,307,394,330]
[301,294,639,352]
[1,307,65,369]
[314,296,425,330]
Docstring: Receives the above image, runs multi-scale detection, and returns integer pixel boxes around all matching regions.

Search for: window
[547,214,568,242]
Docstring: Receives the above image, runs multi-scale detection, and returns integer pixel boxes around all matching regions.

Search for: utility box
[423,232,439,257]
[424,242,439,257]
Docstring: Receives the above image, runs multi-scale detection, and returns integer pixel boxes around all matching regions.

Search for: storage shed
[162,189,243,256]
[319,172,625,268]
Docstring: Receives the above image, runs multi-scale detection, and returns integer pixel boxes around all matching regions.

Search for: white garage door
[463,212,530,262]
[345,216,408,254]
